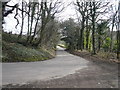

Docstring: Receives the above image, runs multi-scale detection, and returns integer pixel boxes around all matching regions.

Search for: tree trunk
[18,1,24,41]
[91,2,96,54]
[30,15,40,44]
[86,9,89,50]
[117,1,120,60]
[26,2,30,43]
[110,16,115,52]
[98,35,101,52]
[26,2,37,44]
[35,2,45,47]
[79,16,85,51]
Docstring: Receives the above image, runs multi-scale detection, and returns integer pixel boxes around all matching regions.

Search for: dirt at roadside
[69,50,120,64]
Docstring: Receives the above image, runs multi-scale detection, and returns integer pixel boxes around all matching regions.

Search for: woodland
[1,0,120,62]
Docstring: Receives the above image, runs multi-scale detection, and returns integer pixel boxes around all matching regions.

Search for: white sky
[2,0,119,34]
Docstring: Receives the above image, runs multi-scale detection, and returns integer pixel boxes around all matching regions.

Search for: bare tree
[29,3,41,44]
[35,0,64,47]
[117,1,120,59]
[76,0,88,50]
[18,1,25,40]
[109,6,118,52]
[26,2,38,44]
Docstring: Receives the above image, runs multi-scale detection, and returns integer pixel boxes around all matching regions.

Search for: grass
[70,50,119,63]
[76,50,117,60]
[97,51,117,60]
[2,32,55,62]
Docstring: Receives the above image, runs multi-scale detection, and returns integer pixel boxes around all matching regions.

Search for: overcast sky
[2,0,119,34]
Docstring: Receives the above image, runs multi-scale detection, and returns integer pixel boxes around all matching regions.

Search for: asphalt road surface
[2,46,118,88]
[2,46,89,85]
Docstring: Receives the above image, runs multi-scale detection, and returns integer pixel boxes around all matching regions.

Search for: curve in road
[2,46,89,85]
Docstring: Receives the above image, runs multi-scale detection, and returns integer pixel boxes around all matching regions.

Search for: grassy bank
[69,50,119,63]
[2,32,55,62]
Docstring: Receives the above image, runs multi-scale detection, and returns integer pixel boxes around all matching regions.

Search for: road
[2,46,118,88]
[2,46,89,85]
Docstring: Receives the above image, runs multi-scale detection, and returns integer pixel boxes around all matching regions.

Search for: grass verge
[2,32,55,62]
[69,50,119,64]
